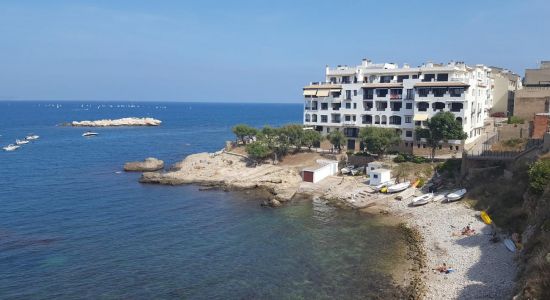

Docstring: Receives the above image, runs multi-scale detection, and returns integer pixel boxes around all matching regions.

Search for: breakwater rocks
[139,152,303,202]
[124,157,164,172]
[66,117,161,127]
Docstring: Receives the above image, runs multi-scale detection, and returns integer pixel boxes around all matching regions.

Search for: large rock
[124,157,164,172]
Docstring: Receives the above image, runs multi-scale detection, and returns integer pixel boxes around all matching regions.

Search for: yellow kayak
[411,179,420,188]
[380,187,388,193]
[480,211,492,225]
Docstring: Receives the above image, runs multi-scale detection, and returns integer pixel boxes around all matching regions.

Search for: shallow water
[0,101,408,299]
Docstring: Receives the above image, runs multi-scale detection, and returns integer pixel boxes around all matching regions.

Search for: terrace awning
[316,89,330,97]
[303,90,317,96]
[413,114,429,121]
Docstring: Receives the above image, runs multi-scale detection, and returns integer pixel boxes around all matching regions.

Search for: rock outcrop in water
[139,152,303,202]
[69,117,161,127]
[124,157,164,172]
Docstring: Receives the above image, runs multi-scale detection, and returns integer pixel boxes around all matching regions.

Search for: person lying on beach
[433,263,454,274]
[461,225,476,236]
[451,225,476,236]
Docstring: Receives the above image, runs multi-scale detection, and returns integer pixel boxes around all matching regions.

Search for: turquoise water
[0,102,407,299]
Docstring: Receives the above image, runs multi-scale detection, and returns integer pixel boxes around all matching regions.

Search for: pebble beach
[386,197,517,299]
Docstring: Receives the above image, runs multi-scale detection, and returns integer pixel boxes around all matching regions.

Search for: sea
[0,101,408,299]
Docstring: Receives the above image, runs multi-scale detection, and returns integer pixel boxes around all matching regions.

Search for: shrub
[528,159,550,194]
[393,154,406,163]
[507,116,525,124]
[412,156,426,164]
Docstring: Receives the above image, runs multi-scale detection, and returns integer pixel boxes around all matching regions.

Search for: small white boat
[412,193,434,206]
[373,179,395,191]
[341,165,355,175]
[446,189,467,202]
[25,134,39,140]
[387,181,411,193]
[15,139,29,145]
[3,144,20,151]
[82,131,99,137]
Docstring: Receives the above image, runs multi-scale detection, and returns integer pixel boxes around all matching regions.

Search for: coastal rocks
[139,152,303,202]
[124,158,164,172]
[68,117,161,127]
[261,199,282,208]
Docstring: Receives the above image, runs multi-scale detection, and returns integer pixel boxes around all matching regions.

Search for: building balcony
[342,120,357,126]
[390,94,402,100]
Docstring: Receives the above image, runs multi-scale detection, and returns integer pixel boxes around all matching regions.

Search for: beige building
[524,61,550,86]
[490,67,521,116]
[514,61,550,121]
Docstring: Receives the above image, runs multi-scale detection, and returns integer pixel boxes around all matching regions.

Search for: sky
[0,0,549,102]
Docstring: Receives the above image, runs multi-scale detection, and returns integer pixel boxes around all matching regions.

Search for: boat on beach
[411,193,434,206]
[387,181,411,193]
[446,189,467,202]
[3,144,20,151]
[373,179,395,192]
[15,139,29,145]
[82,131,99,137]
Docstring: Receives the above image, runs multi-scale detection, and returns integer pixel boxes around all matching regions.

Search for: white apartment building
[303,59,494,152]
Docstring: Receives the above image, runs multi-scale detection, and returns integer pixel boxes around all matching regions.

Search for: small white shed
[367,162,385,176]
[302,160,339,183]
[369,168,391,185]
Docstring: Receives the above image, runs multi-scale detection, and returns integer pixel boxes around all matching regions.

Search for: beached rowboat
[411,193,434,206]
[446,188,467,202]
[387,181,411,193]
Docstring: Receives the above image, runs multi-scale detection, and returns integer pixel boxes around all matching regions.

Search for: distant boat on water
[82,131,99,137]
[3,144,20,151]
[25,134,39,140]
[15,139,29,145]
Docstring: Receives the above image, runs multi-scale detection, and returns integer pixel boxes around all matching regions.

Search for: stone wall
[514,88,550,121]
[497,123,530,140]
[410,140,463,157]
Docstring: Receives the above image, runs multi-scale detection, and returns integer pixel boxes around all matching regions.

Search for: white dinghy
[411,193,434,206]
[387,181,411,193]
[446,189,467,202]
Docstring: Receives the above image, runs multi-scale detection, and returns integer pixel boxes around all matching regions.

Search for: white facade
[303,59,495,149]
[369,168,391,185]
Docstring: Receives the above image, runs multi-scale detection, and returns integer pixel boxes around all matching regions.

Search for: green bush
[417,178,426,188]
[507,116,525,124]
[528,159,550,194]
[412,156,426,164]
[393,154,406,163]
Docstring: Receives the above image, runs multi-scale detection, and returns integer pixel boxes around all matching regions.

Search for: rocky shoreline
[66,117,161,127]
[134,150,517,299]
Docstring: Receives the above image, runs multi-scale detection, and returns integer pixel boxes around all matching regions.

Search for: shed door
[303,171,314,182]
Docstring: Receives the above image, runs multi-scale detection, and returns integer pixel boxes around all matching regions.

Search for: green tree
[258,126,289,163]
[327,130,346,153]
[528,158,550,194]
[245,142,272,165]
[232,124,258,144]
[302,130,322,150]
[281,124,304,151]
[359,127,400,157]
[415,112,468,161]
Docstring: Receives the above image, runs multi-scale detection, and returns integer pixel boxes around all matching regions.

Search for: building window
[405,116,412,123]
[436,73,449,81]
[321,115,328,123]
[345,102,351,109]
[415,121,421,126]
[345,90,352,100]
[406,130,412,137]
[353,90,357,96]
[353,103,357,109]
[406,103,413,109]
[321,103,328,110]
